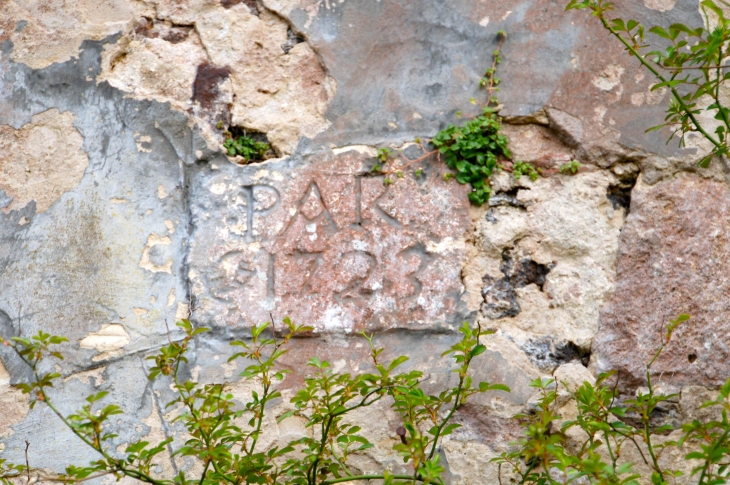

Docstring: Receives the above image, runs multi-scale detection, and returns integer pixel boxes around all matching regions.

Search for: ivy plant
[560,160,582,175]
[431,110,510,204]
[567,0,730,168]
[512,160,540,181]
[0,320,508,485]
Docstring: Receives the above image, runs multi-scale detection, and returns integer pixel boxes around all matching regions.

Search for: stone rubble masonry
[0,0,728,482]
[594,174,730,388]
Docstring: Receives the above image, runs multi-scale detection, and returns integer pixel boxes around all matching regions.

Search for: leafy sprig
[0,319,505,485]
[223,135,270,161]
[567,0,730,167]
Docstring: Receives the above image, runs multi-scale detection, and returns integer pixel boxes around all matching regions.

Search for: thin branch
[602,18,724,151]
[24,441,30,485]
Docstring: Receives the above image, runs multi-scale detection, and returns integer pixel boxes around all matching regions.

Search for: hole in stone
[134,17,193,44]
[221,126,275,162]
[607,171,638,214]
[481,247,555,319]
[221,0,259,15]
[282,28,305,54]
[688,353,697,363]
[520,336,590,372]
[489,187,528,209]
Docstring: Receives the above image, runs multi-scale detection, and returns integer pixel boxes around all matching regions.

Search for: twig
[485,33,507,107]
[24,441,30,484]
[382,150,438,175]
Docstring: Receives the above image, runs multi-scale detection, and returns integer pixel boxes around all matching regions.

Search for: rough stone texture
[0,0,134,69]
[96,0,335,156]
[97,20,209,113]
[261,0,703,165]
[0,360,27,440]
[0,39,191,374]
[188,148,471,332]
[0,109,89,213]
[593,174,730,387]
[1,0,728,481]
[469,169,626,352]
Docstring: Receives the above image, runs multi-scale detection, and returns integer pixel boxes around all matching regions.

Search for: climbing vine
[567,0,730,168]
[372,31,539,205]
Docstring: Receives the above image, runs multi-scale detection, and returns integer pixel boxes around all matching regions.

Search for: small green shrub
[0,320,507,485]
[432,111,510,205]
[512,160,540,181]
[431,31,539,205]
[223,135,270,161]
[492,314,730,485]
[559,160,582,175]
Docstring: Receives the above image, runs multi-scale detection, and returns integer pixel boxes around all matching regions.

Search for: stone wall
[0,0,725,483]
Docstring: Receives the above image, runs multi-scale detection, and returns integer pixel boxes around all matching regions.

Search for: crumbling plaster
[1,0,729,481]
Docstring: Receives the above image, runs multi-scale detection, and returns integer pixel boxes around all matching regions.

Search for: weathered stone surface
[2,0,727,480]
[0,109,89,213]
[188,148,471,332]
[1,0,133,69]
[470,170,626,351]
[593,174,730,387]
[0,40,191,372]
[96,0,334,156]
[263,0,701,164]
[0,360,27,440]
[98,20,209,112]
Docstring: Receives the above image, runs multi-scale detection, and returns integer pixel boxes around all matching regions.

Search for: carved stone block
[188,149,471,332]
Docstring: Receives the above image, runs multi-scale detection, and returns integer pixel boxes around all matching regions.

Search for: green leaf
[470,344,486,358]
[480,382,510,393]
[649,26,671,39]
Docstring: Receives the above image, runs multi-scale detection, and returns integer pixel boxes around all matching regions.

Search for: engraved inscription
[237,185,280,242]
[283,182,337,237]
[334,250,377,302]
[397,244,433,301]
[191,152,470,331]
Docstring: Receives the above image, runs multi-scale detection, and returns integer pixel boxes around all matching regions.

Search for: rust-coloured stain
[135,18,191,44]
[192,62,230,109]
[221,0,259,15]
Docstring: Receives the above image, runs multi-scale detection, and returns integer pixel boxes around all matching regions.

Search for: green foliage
[0,319,507,485]
[512,160,540,181]
[567,0,730,168]
[432,110,510,205]
[223,135,270,161]
[560,160,582,174]
[492,314,730,485]
[367,31,527,205]
[377,147,392,163]
[431,30,536,205]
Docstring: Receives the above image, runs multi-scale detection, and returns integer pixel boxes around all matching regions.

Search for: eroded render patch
[1,0,134,69]
[79,324,130,353]
[0,109,89,213]
[98,0,335,155]
[0,360,29,438]
[139,234,174,273]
